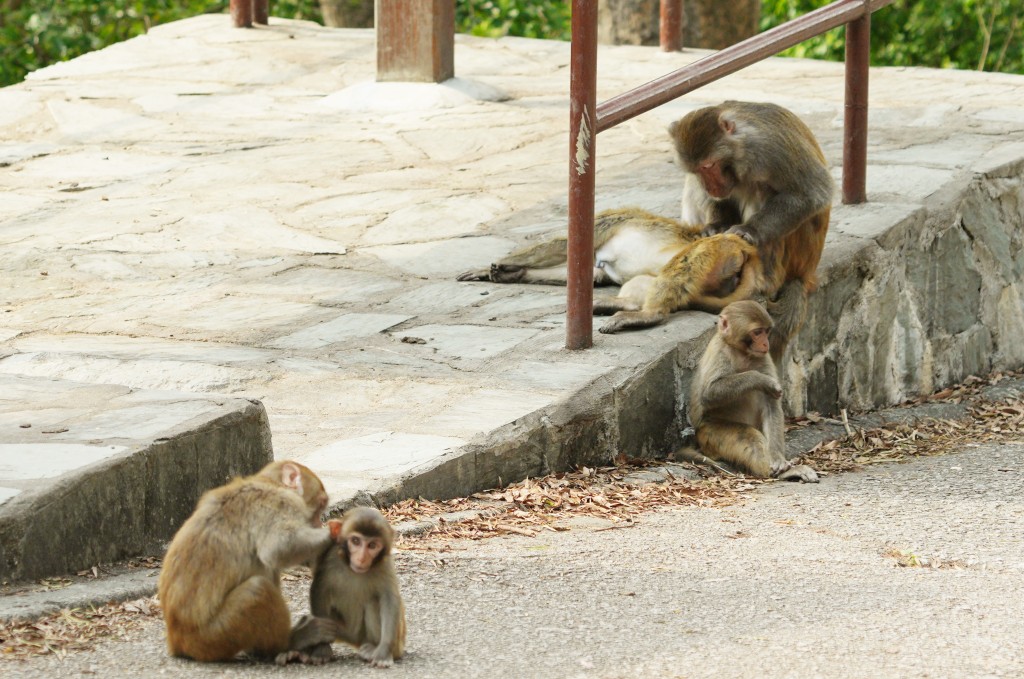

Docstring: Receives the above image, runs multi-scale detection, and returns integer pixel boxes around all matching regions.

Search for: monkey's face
[345,532,384,574]
[696,160,735,199]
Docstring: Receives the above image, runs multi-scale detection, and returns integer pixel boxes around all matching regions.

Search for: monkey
[158,460,342,663]
[458,207,698,287]
[670,100,834,361]
[305,506,407,668]
[685,300,818,483]
[458,207,768,333]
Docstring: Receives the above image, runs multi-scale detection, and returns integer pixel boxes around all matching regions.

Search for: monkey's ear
[718,314,730,334]
[327,519,344,541]
[718,112,736,135]
[279,462,303,494]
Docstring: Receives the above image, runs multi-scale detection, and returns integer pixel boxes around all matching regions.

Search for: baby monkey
[686,300,818,483]
[304,506,407,668]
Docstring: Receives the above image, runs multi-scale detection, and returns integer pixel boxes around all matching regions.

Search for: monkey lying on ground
[298,506,407,668]
[683,300,818,482]
[458,207,766,333]
[671,100,834,362]
[158,460,342,663]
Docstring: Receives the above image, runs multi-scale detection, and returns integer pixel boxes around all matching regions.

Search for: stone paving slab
[1,14,1023,580]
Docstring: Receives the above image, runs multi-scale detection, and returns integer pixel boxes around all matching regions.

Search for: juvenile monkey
[158,460,341,663]
[458,208,766,332]
[306,506,407,668]
[671,100,834,361]
[686,301,818,483]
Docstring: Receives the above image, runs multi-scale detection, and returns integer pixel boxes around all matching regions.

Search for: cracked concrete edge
[5,377,1019,624]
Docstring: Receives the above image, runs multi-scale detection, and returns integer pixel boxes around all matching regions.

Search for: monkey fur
[158,460,339,663]
[685,301,818,483]
[307,506,407,668]
[671,100,834,361]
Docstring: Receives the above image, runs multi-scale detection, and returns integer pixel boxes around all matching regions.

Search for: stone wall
[787,158,1024,415]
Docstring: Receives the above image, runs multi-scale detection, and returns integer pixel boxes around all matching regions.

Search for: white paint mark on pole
[575,105,592,176]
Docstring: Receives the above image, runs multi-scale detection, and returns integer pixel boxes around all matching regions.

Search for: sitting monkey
[684,300,818,483]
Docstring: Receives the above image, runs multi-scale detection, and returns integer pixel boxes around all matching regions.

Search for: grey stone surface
[0,374,272,582]
[0,14,1023,582]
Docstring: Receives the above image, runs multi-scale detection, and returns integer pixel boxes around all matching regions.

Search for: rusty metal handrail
[566,0,893,350]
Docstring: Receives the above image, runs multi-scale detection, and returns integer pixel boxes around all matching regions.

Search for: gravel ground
[4,441,1022,679]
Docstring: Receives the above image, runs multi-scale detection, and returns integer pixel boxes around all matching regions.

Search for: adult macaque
[158,460,341,663]
[306,506,407,668]
[671,100,834,360]
[686,301,818,483]
[458,208,765,332]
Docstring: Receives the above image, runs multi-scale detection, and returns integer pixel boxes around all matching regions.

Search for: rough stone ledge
[0,375,273,583]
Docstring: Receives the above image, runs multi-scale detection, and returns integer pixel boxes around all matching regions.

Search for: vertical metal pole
[842,8,870,204]
[230,0,253,27]
[660,0,683,52]
[566,0,598,350]
[254,0,269,25]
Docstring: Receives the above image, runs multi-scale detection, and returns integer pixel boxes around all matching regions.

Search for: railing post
[660,0,683,52]
[566,0,599,350]
[842,7,870,204]
[254,0,269,25]
[230,0,253,28]
[377,0,455,83]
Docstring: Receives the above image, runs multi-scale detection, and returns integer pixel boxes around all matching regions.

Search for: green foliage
[456,0,570,41]
[761,0,1024,74]
[3,0,1021,87]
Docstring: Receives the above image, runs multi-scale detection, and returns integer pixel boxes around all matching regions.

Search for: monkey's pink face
[346,533,384,574]
[697,160,734,199]
[748,327,770,356]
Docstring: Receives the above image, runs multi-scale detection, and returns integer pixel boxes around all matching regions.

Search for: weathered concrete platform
[1,14,1023,581]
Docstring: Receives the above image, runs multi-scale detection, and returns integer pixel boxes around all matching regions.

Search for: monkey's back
[158,478,299,628]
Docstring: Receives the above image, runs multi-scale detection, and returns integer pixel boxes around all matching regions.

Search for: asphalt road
[6,442,1023,679]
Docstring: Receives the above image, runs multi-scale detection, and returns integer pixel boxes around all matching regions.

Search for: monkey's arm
[732,181,830,246]
[366,590,402,668]
[259,525,332,570]
[700,370,781,409]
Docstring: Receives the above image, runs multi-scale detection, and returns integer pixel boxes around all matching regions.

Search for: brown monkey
[158,460,341,663]
[306,506,407,668]
[670,100,834,361]
[458,208,767,332]
[686,300,818,483]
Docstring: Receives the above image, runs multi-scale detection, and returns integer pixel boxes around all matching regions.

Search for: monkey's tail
[673,441,737,477]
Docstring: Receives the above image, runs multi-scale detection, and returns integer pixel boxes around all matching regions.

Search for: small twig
[840,408,854,437]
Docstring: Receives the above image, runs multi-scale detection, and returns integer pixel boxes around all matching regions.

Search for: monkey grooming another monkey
[306,506,407,668]
[158,460,341,663]
[686,300,818,483]
[669,100,834,361]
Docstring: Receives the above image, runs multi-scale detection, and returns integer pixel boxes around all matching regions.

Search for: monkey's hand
[762,377,783,400]
[359,642,395,668]
[700,222,730,238]
[724,225,758,246]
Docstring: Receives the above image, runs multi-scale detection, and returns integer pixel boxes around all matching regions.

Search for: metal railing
[566,0,894,349]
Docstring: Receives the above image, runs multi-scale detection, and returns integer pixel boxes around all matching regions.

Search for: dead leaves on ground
[0,597,160,661]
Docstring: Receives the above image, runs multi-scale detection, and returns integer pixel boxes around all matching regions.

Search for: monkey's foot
[274,648,333,666]
[598,311,665,334]
[776,464,819,483]
[456,269,490,282]
[489,263,527,283]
